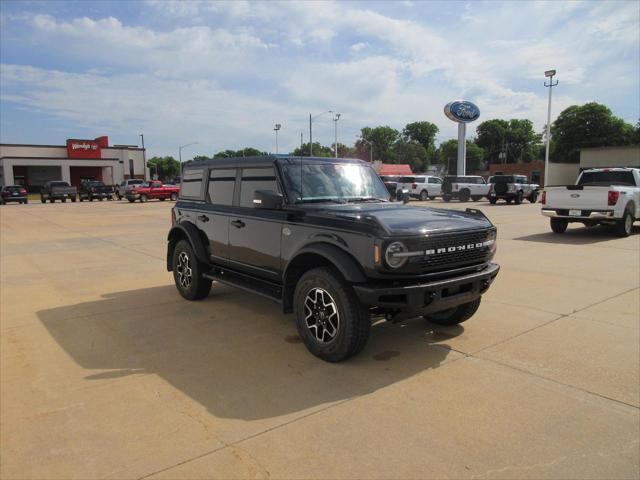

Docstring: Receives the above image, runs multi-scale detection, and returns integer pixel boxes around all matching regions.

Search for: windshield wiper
[345,197,388,203]
[295,198,346,204]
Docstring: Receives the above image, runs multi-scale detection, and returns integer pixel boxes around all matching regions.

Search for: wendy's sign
[66,136,108,159]
[444,101,480,123]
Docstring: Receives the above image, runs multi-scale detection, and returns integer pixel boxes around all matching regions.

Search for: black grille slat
[405,229,492,273]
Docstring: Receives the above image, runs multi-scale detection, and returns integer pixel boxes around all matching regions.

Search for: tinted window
[414,177,426,183]
[208,168,236,205]
[50,181,70,187]
[130,180,143,185]
[399,176,414,183]
[428,177,441,184]
[181,169,203,199]
[239,167,278,207]
[493,176,514,183]
[578,170,636,186]
[381,176,400,182]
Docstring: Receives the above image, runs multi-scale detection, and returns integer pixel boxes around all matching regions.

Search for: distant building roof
[378,164,413,175]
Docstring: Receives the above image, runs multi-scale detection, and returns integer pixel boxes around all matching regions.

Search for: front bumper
[541,208,615,221]
[353,263,500,314]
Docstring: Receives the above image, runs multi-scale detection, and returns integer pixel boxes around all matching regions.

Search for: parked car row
[379,173,540,204]
[0,180,180,205]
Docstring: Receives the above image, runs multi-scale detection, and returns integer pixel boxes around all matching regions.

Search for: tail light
[412,183,417,189]
[489,184,493,193]
[19,188,27,194]
[608,191,619,206]
[541,191,546,205]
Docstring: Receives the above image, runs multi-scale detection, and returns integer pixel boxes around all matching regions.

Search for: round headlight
[385,241,408,269]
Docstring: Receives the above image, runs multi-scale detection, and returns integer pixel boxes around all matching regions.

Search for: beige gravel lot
[1,198,639,479]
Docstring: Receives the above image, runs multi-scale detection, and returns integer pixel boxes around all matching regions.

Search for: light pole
[140,133,147,181]
[309,110,332,156]
[358,135,373,163]
[544,69,558,187]
[274,123,281,154]
[332,113,341,158]
[179,142,199,164]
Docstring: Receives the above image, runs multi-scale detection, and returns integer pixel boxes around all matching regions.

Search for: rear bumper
[541,208,616,221]
[353,263,500,314]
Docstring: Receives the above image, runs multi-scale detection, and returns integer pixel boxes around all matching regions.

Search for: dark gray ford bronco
[167,156,500,361]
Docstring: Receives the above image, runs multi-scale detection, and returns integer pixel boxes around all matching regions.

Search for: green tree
[551,102,635,162]
[292,142,333,157]
[437,140,485,174]
[476,118,539,164]
[356,126,400,163]
[392,140,428,172]
[402,121,439,152]
[147,156,180,180]
[192,155,211,162]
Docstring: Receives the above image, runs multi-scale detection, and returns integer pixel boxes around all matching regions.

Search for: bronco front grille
[406,229,493,273]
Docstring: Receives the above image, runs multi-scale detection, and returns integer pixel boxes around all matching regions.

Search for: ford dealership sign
[444,101,480,123]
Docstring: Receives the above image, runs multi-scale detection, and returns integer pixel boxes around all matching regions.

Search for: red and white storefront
[0,136,148,190]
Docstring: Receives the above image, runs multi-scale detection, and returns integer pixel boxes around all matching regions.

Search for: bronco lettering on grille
[425,240,493,256]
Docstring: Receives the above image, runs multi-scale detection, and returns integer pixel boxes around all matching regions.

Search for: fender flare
[285,243,367,284]
[166,222,209,270]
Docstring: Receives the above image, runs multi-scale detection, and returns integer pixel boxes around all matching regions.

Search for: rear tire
[128,198,135,203]
[40,195,46,203]
[458,190,470,202]
[62,198,66,203]
[550,218,568,234]
[615,208,634,237]
[442,195,451,202]
[429,196,436,200]
[170,192,178,201]
[159,197,166,201]
[140,194,148,203]
[514,191,523,205]
[528,191,538,203]
[294,267,370,362]
[471,196,481,202]
[489,197,497,204]
[419,190,429,201]
[172,240,212,300]
[425,298,481,326]
[71,197,76,202]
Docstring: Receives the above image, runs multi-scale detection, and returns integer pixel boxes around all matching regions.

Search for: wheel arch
[282,243,366,313]
[167,222,209,271]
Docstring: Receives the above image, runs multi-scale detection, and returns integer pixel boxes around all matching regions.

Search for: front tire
[294,267,370,362]
[425,298,481,326]
[471,196,481,202]
[458,190,470,202]
[550,218,568,234]
[442,195,451,202]
[514,191,523,205]
[489,197,497,204]
[140,194,148,203]
[170,192,178,201]
[615,208,634,237]
[528,191,538,203]
[172,240,212,300]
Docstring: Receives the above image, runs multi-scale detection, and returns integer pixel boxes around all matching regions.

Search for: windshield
[281,162,390,203]
[50,181,70,187]
[578,171,636,187]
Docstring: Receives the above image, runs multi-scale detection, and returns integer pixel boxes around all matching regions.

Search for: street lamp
[274,123,281,154]
[544,69,558,188]
[179,142,199,164]
[309,110,332,156]
[357,135,373,163]
[332,113,341,158]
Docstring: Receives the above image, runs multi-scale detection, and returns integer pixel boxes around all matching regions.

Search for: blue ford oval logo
[444,101,480,123]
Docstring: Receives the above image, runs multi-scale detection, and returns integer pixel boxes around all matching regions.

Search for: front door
[227,167,284,281]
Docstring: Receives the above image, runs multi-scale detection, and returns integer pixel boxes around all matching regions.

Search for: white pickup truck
[541,167,640,237]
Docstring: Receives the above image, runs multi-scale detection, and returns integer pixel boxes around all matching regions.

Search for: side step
[203,266,283,303]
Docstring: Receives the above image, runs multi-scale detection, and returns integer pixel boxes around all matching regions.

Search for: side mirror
[253,190,283,210]
[401,188,410,204]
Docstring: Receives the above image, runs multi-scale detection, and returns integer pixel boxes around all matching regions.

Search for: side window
[239,167,278,208]
[180,169,203,199]
[208,169,236,205]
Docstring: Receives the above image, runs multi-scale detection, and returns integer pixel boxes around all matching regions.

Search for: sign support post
[444,101,480,176]
[457,122,467,176]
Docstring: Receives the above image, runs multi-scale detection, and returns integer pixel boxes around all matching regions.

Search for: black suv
[167,156,500,362]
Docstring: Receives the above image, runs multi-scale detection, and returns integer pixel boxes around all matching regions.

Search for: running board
[203,266,283,303]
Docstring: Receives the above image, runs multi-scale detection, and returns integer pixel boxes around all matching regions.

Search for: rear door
[428,177,442,196]
[227,166,285,281]
[199,168,236,263]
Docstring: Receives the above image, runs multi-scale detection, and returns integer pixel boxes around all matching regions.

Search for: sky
[1,0,638,159]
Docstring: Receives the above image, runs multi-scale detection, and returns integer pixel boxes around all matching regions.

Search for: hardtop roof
[181,155,367,171]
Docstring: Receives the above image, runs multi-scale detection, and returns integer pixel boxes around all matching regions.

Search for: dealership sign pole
[544,69,558,187]
[444,101,480,176]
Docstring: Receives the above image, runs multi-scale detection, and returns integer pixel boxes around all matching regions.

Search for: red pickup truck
[126,181,180,203]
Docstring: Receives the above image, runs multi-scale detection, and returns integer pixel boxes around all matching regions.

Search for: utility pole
[544,69,558,187]
[309,114,313,156]
[300,132,303,152]
[332,113,341,158]
[274,123,281,154]
[140,133,146,181]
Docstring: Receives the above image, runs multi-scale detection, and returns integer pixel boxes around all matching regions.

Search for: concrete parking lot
[1,198,639,479]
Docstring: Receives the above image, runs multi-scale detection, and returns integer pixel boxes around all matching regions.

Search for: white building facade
[0,136,148,190]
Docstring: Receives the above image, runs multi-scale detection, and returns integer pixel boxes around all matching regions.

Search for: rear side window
[428,177,441,184]
[239,167,278,208]
[181,169,204,199]
[208,168,236,205]
[399,176,414,183]
[414,177,426,183]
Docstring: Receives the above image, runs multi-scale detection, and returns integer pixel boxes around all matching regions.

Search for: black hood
[305,203,493,236]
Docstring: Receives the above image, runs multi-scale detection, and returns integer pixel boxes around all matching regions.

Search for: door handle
[198,215,210,222]
[231,219,246,228]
